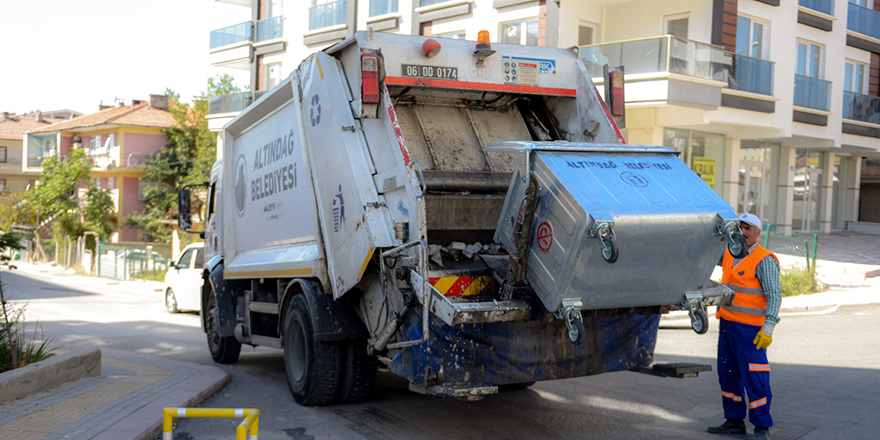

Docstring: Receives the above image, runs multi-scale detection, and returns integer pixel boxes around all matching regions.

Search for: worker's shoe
[750,427,770,440]
[707,419,747,435]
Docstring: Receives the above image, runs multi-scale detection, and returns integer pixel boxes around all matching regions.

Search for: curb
[0,346,101,405]
[95,349,231,440]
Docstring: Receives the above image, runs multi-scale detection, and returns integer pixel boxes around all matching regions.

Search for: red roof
[0,116,54,140]
[27,102,175,134]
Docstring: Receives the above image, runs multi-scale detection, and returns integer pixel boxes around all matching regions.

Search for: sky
[0,0,251,115]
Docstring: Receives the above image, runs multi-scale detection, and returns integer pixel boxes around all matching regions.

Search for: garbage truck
[178,30,749,405]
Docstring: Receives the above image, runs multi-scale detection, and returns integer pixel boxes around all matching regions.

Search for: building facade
[23,95,175,242]
[0,112,55,193]
[207,0,880,235]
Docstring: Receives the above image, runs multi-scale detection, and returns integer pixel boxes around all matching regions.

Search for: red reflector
[609,70,625,117]
[422,39,441,58]
[361,53,380,104]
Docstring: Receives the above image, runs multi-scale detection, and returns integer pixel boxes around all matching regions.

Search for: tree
[207,73,244,96]
[30,148,115,241]
[0,192,37,232]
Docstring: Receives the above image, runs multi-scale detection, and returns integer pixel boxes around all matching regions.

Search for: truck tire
[335,339,378,404]
[284,294,342,406]
[205,290,241,364]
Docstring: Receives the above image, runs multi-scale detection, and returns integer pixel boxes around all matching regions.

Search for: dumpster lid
[489,141,676,154]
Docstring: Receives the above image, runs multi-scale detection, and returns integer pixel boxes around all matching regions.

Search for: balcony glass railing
[370,0,398,16]
[209,92,253,115]
[794,74,832,111]
[843,91,880,125]
[27,157,45,168]
[210,21,252,49]
[799,0,834,15]
[580,35,731,81]
[309,0,347,30]
[257,16,283,42]
[727,53,774,96]
[847,2,880,40]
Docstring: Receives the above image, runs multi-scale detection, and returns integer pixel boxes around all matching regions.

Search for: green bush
[781,267,823,297]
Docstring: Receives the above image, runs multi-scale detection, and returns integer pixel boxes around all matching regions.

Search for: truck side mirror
[178,188,193,230]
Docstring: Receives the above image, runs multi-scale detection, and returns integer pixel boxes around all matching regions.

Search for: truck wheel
[284,294,342,406]
[335,339,378,404]
[165,289,179,313]
[205,290,241,364]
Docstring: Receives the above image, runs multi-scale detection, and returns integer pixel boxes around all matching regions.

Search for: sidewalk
[0,263,229,440]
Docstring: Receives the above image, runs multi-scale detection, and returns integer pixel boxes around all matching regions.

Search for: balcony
[27,157,45,168]
[309,0,346,30]
[88,146,120,169]
[799,0,834,16]
[370,0,398,17]
[257,16,283,42]
[847,2,880,40]
[208,92,253,115]
[580,36,731,81]
[843,91,880,125]
[210,21,252,49]
[727,54,774,96]
[794,74,832,111]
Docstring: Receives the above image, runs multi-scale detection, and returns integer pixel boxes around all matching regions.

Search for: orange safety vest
[717,245,778,327]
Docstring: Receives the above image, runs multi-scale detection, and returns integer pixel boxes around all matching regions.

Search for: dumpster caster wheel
[596,223,619,264]
[724,221,749,259]
[563,307,585,345]
[689,307,709,335]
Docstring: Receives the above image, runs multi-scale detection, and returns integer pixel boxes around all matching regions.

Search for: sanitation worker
[708,213,780,440]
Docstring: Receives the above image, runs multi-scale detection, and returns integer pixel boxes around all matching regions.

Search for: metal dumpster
[495,142,741,321]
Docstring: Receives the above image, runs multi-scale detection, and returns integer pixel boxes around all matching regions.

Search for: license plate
[401,64,458,80]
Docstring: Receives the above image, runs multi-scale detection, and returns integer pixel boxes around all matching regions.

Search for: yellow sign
[692,157,716,187]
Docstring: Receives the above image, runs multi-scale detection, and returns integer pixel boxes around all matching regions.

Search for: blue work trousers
[717,318,773,428]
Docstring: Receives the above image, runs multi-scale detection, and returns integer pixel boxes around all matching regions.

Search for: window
[90,135,101,151]
[138,179,149,201]
[0,179,6,192]
[664,13,689,39]
[268,0,283,17]
[849,0,870,7]
[500,19,539,46]
[579,22,597,46]
[265,63,282,90]
[796,41,823,78]
[369,0,397,17]
[104,133,115,149]
[845,60,868,93]
[436,30,466,39]
[177,249,195,269]
[420,0,448,6]
[736,16,767,58]
[195,248,205,268]
[0,147,6,163]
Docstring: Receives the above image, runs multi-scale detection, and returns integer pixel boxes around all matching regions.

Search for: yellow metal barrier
[162,407,260,440]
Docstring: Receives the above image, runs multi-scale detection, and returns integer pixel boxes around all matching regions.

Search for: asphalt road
[3,268,879,440]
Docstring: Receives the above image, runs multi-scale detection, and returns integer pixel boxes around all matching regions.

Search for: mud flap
[633,362,712,379]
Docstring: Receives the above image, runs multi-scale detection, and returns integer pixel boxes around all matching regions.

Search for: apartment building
[0,112,53,193]
[207,0,880,235]
[23,95,175,242]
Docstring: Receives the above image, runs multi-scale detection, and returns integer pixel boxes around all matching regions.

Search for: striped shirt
[718,244,781,335]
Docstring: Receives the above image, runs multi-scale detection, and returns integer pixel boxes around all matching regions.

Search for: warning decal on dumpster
[537,221,553,252]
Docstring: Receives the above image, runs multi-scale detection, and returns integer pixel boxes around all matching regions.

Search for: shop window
[663,128,726,195]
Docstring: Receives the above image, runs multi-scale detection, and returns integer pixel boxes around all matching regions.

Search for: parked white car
[164,243,204,313]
